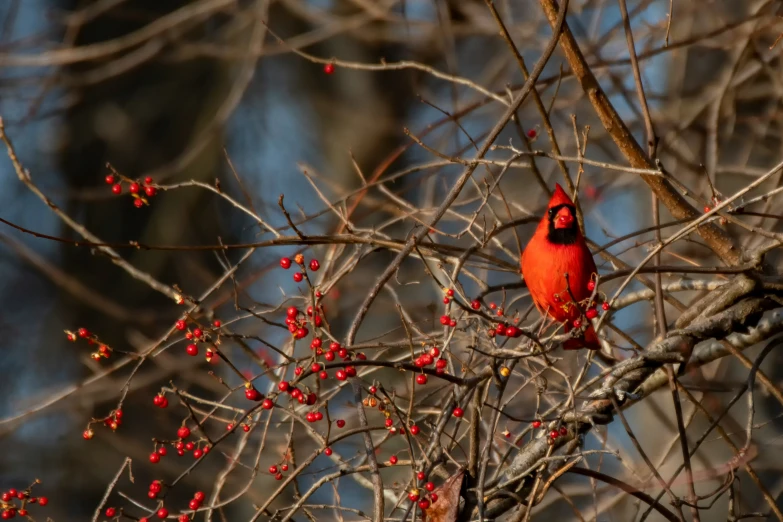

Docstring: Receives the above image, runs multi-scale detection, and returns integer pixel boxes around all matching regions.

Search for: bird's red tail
[563,325,601,351]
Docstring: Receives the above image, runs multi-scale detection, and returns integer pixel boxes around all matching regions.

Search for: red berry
[293,272,303,282]
[436,358,447,369]
[194,491,205,502]
[324,63,335,74]
[704,205,711,213]
[505,325,519,338]
[263,398,275,410]
[369,386,377,394]
[129,182,140,194]
[106,507,117,517]
[275,473,283,480]
[573,319,582,328]
[417,471,426,481]
[336,419,345,428]
[278,381,290,392]
[158,396,169,408]
[430,493,438,503]
[186,344,198,356]
[532,420,542,429]
[425,481,435,491]
[311,337,322,349]
[77,327,89,338]
[245,387,262,401]
[144,186,156,197]
[177,426,191,439]
[324,447,332,456]
[295,327,308,339]
[37,497,48,506]
[152,394,163,405]
[453,407,464,418]
[550,430,559,439]
[419,499,430,510]
[335,370,347,381]
[337,348,348,359]
[105,174,115,184]
[150,452,160,463]
[439,315,450,325]
[189,499,200,510]
[311,362,321,372]
[526,128,537,138]
[496,324,507,336]
[156,508,169,519]
[416,374,428,385]
[280,257,292,269]
[192,328,203,338]
[269,465,278,474]
[410,425,420,435]
[213,319,221,327]
[559,426,568,436]
[179,515,190,522]
[471,299,481,310]
[175,320,187,330]
[587,280,596,291]
[309,259,320,271]
[345,366,356,377]
[193,448,203,458]
[389,455,398,465]
[602,302,610,311]
[324,351,335,361]
[319,371,328,379]
[157,446,167,456]
[83,429,94,440]
[111,183,122,195]
[133,198,144,208]
[586,308,598,319]
[306,412,316,423]
[408,491,420,502]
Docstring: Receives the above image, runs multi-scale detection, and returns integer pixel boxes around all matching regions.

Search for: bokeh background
[1,0,781,520]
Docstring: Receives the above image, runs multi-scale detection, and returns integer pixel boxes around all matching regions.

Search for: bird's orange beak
[553,207,574,229]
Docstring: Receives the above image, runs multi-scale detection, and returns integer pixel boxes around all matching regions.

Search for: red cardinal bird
[521,184,599,350]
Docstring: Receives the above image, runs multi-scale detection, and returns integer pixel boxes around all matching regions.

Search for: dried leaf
[423,469,464,522]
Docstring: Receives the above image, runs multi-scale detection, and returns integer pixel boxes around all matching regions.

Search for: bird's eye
[548,208,556,218]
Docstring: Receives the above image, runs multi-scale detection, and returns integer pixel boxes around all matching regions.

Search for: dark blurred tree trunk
[46,0,231,515]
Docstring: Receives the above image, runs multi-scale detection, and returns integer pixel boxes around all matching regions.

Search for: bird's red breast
[521,184,599,350]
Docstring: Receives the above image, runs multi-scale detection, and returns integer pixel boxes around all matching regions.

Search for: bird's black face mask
[547,204,578,245]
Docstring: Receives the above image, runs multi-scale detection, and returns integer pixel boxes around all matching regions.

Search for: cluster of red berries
[105,174,157,208]
[548,425,569,444]
[1,486,47,519]
[152,393,169,408]
[175,318,221,362]
[489,322,522,338]
[159,426,210,459]
[268,463,290,481]
[285,305,318,339]
[280,254,320,283]
[439,315,457,327]
[185,490,206,514]
[99,409,123,432]
[408,473,438,511]
[442,288,455,304]
[65,327,113,361]
[412,346,447,380]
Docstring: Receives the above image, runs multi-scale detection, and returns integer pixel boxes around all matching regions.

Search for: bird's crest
[548,183,574,209]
